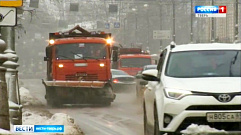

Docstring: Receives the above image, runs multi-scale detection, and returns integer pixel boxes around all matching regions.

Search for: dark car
[135,65,157,98]
[111,69,136,92]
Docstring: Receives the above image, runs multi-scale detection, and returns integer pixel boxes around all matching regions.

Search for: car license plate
[207,112,241,122]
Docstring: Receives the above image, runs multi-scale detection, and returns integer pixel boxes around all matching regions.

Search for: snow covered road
[20,79,238,135]
[20,79,144,135]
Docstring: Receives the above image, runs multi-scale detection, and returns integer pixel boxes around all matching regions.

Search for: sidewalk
[0,87,84,135]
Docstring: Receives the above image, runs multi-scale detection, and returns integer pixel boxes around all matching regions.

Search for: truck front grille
[65,74,76,81]
[65,74,98,81]
[83,74,98,81]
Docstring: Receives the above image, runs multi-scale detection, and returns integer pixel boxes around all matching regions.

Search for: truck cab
[118,54,152,76]
[112,47,153,76]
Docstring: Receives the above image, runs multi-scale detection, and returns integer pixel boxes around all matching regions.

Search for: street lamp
[144,4,149,7]
[0,39,10,130]
[123,17,127,45]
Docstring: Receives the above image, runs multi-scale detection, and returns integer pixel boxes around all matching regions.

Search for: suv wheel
[143,102,149,135]
[154,106,160,135]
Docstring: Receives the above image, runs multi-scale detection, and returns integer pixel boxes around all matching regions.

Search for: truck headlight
[164,88,192,100]
[106,38,113,44]
[58,64,64,68]
[49,39,55,45]
[99,63,105,67]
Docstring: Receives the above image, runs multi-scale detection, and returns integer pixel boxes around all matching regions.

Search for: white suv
[142,43,241,135]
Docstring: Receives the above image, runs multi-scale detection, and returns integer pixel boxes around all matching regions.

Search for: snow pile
[48,113,82,135]
[19,87,84,135]
[181,124,227,135]
[0,87,84,134]
[0,128,11,134]
[22,111,83,135]
[22,110,49,125]
[20,87,43,106]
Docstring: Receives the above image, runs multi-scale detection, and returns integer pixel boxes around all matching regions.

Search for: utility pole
[190,0,193,43]
[144,4,150,48]
[1,27,19,102]
[132,10,138,46]
[211,0,215,43]
[172,0,176,42]
[123,17,126,45]
[147,9,149,48]
[0,0,22,127]
[159,3,162,50]
[135,13,137,45]
[0,38,10,130]
[1,27,21,125]
[234,0,239,42]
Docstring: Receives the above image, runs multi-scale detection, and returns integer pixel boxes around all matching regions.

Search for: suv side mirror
[44,57,49,61]
[142,69,160,81]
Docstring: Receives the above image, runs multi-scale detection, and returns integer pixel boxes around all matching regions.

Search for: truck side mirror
[155,60,158,64]
[112,50,118,62]
[113,55,117,61]
[44,57,49,61]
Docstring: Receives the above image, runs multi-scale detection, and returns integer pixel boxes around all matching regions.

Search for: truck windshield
[55,43,107,60]
[166,50,241,78]
[121,58,151,68]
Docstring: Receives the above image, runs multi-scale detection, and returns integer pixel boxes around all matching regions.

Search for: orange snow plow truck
[112,47,153,76]
[42,25,116,107]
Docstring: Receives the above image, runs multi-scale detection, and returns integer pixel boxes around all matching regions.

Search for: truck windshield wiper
[83,56,100,61]
[57,55,75,61]
[70,51,100,61]
[71,51,87,61]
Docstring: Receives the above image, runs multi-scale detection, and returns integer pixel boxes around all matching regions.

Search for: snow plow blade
[42,79,115,106]
[42,80,106,88]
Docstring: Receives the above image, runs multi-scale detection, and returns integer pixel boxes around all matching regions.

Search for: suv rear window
[165,50,241,78]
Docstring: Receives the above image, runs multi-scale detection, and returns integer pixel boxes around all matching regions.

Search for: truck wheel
[47,99,62,108]
[102,102,111,106]
[47,99,54,108]
[46,88,62,108]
